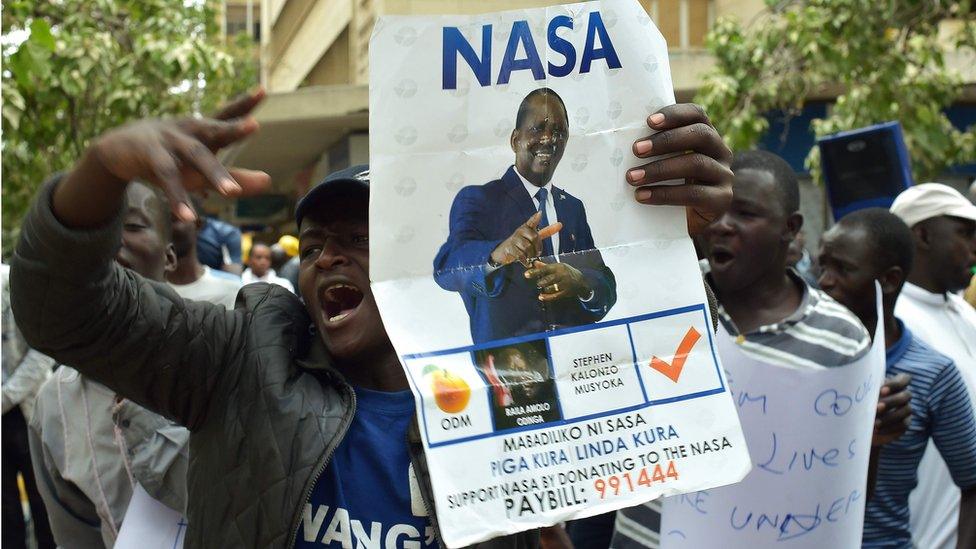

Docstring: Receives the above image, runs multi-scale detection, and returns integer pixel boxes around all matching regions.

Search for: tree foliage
[2,0,257,255]
[696,0,976,182]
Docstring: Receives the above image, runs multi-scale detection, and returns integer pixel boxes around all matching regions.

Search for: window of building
[643,0,714,49]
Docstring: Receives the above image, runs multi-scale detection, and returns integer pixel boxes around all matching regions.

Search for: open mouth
[709,247,735,267]
[320,282,365,324]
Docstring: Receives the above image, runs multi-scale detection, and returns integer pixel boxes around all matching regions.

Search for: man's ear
[912,223,932,251]
[164,243,178,274]
[879,265,905,297]
[510,129,519,154]
[785,212,804,242]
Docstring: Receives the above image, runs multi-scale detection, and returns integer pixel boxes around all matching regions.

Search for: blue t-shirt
[196,217,241,270]
[294,387,434,548]
[862,321,976,548]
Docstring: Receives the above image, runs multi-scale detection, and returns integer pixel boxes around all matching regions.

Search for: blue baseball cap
[294,164,369,227]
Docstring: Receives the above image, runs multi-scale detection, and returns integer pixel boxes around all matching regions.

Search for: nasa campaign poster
[368,0,751,545]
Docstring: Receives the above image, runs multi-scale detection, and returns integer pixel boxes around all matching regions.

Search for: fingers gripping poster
[369,0,750,545]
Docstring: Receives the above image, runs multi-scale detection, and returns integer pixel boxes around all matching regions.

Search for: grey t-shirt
[714,270,871,369]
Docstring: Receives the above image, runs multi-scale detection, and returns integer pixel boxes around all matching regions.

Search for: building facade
[221,0,974,238]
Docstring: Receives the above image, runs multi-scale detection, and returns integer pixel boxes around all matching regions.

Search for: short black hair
[731,150,800,213]
[836,207,914,276]
[515,88,568,131]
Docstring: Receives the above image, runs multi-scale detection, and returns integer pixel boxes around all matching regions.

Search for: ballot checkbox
[628,308,724,404]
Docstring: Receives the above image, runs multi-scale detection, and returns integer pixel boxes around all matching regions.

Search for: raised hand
[211,87,266,122]
[490,211,562,267]
[54,97,271,229]
[627,103,734,235]
[92,117,268,216]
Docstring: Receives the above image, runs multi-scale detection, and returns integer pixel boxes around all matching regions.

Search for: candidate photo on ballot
[474,340,562,430]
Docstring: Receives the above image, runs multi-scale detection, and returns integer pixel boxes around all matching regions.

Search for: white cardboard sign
[661,285,886,548]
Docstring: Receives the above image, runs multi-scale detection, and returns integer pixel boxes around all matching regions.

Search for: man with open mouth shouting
[10,87,732,547]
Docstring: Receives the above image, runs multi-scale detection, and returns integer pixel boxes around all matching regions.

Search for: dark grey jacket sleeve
[10,178,246,431]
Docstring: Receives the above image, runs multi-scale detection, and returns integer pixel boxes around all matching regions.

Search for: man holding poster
[12,1,743,547]
[434,88,617,344]
[630,151,883,549]
[371,1,751,546]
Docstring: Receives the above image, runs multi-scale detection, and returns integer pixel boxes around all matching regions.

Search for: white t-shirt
[896,282,976,549]
[241,268,295,293]
[168,266,241,310]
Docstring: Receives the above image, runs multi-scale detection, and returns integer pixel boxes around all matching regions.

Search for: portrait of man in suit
[433,87,617,343]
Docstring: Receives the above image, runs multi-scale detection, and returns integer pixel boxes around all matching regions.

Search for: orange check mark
[649,327,701,383]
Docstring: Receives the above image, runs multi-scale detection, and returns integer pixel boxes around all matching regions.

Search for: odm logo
[422,365,471,414]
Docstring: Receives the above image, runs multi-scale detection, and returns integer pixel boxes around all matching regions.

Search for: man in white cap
[890,182,976,549]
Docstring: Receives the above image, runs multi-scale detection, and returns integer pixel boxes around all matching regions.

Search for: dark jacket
[433,166,616,343]
[11,179,538,549]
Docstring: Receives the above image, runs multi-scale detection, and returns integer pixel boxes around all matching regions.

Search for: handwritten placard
[660,286,885,547]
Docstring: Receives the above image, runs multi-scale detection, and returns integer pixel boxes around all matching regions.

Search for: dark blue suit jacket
[433,166,616,343]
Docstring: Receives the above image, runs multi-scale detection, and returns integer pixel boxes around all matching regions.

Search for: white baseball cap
[889,183,976,228]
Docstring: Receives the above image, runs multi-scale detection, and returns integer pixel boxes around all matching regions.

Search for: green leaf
[29,19,55,51]
[422,365,442,376]
[695,0,973,184]
[2,0,258,258]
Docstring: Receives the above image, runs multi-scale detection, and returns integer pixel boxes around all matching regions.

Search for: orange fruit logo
[423,365,471,414]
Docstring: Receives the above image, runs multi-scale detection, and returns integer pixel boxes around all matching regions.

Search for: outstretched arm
[11,92,271,429]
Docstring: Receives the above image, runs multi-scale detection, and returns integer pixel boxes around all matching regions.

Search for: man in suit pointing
[434,87,616,343]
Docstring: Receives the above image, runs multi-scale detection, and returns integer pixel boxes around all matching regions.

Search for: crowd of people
[2,84,975,549]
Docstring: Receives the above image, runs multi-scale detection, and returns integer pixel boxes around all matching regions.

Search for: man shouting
[11,85,733,546]
[434,88,616,343]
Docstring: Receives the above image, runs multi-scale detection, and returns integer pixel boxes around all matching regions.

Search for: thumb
[537,221,563,240]
[524,211,543,229]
